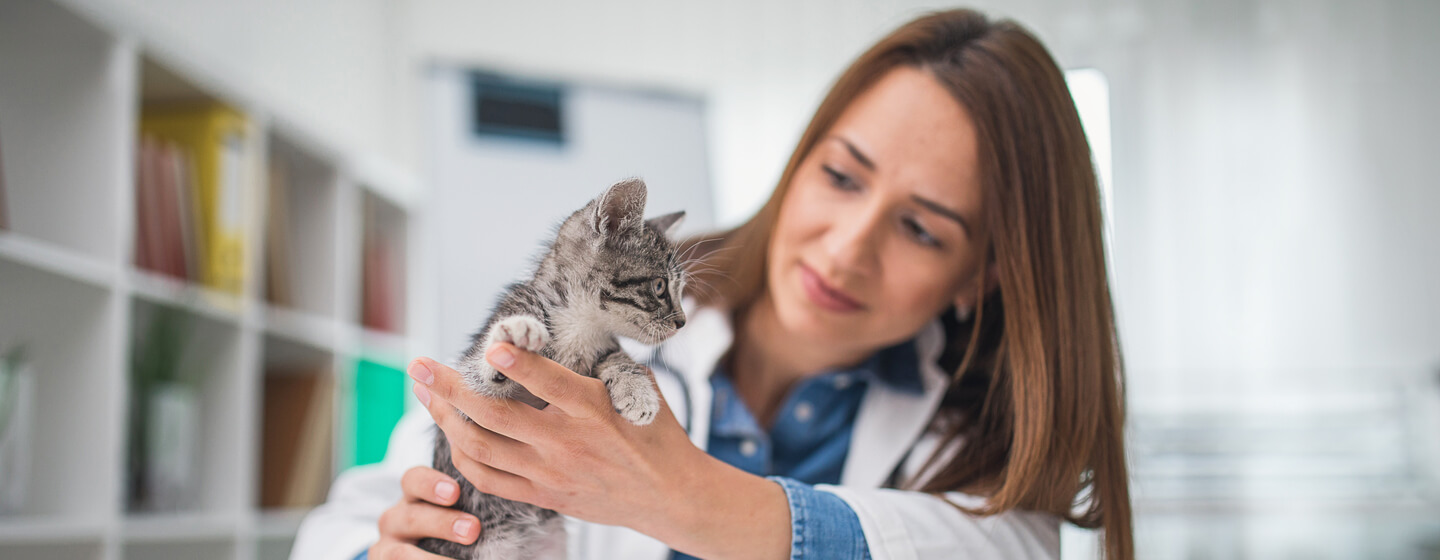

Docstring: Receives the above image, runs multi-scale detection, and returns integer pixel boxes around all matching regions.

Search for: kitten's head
[567,178,688,344]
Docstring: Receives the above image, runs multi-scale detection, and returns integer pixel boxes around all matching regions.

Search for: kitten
[419,178,688,560]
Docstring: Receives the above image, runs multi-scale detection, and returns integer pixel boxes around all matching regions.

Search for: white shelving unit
[0,1,427,558]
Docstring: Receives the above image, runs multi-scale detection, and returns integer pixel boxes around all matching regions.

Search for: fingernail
[413,382,431,407]
[408,359,434,385]
[489,346,515,368]
[453,518,476,538]
[436,480,458,501]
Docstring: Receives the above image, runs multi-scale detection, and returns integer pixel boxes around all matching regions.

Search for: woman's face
[766,66,987,353]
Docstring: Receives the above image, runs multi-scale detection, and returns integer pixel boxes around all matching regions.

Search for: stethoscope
[644,346,696,435]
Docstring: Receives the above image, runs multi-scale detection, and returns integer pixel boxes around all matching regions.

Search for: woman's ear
[951,263,1000,319]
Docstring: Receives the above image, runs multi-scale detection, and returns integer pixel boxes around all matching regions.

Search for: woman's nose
[825,203,885,274]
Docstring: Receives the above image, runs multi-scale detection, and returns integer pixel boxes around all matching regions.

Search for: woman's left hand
[406,343,706,536]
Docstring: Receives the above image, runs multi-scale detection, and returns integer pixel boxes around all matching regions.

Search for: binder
[140,104,252,294]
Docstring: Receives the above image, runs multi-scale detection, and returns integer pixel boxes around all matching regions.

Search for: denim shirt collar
[708,337,926,431]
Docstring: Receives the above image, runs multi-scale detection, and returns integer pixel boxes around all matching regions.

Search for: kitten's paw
[490,315,549,353]
[609,376,661,426]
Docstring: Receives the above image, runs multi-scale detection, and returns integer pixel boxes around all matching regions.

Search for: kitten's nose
[673,318,686,329]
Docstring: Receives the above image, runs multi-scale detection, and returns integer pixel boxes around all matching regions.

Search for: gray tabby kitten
[420,178,688,560]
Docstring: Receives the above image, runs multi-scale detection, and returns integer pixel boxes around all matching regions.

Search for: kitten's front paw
[490,315,549,352]
[610,376,661,426]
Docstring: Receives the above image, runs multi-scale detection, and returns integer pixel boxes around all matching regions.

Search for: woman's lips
[799,263,865,313]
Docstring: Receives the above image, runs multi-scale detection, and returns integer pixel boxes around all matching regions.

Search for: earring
[954,305,972,322]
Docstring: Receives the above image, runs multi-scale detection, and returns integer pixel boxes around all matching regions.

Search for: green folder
[352,359,406,466]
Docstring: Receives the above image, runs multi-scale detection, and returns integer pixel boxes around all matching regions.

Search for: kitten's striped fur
[419,179,687,559]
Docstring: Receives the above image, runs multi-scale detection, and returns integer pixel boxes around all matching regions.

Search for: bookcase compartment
[264,134,339,317]
[136,57,258,297]
[258,335,335,512]
[0,260,121,521]
[359,191,409,335]
[126,299,246,516]
[0,0,133,261]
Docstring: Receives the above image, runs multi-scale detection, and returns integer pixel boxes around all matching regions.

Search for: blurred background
[1,0,1437,559]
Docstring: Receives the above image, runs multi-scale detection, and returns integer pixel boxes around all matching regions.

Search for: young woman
[293,8,1131,560]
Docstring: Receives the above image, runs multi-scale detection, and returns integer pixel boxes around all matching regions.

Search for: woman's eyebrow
[911,195,972,235]
[831,136,877,171]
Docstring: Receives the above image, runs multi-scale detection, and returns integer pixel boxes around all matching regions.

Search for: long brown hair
[683,8,1132,559]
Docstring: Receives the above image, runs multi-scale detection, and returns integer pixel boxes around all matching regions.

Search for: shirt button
[740,439,758,457]
[794,401,814,422]
[833,374,852,390]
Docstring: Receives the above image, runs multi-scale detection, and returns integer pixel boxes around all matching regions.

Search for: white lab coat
[291,306,1060,560]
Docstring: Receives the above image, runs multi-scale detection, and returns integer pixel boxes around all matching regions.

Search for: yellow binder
[140,104,251,295]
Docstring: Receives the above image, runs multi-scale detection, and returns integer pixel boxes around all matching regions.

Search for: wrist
[638,442,715,545]
[646,449,790,559]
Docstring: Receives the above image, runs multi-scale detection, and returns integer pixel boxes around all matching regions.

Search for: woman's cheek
[885,251,958,319]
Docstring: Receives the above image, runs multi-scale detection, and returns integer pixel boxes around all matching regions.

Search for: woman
[294,8,1131,560]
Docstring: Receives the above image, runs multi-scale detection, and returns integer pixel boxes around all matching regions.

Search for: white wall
[63,0,403,163]
[1063,0,1440,392]
[396,0,1066,224]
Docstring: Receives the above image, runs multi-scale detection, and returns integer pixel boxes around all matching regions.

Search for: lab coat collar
[651,304,950,487]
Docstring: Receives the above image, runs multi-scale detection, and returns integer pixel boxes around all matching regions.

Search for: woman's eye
[821,165,859,191]
[903,217,941,248]
[652,278,667,296]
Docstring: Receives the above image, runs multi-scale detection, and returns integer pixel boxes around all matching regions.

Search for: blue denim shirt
[673,340,923,560]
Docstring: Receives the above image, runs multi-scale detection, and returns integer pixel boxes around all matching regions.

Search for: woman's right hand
[368,466,481,559]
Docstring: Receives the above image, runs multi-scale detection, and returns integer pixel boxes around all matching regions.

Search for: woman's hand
[407,344,701,533]
[407,344,791,559]
[367,466,481,559]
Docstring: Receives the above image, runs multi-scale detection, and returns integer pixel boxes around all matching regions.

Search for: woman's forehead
[824,66,983,210]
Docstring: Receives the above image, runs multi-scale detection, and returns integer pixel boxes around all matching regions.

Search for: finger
[443,435,544,507]
[484,342,610,416]
[423,387,541,474]
[377,500,482,546]
[411,360,548,442]
[400,466,461,506]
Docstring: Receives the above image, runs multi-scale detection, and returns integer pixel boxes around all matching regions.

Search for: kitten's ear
[646,211,686,238]
[591,178,648,236]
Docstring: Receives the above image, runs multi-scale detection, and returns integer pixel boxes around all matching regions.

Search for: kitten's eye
[652,278,667,296]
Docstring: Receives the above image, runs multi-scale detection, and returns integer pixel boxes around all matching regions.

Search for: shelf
[0,539,103,560]
[122,512,238,542]
[254,509,309,539]
[260,305,337,353]
[0,232,115,288]
[128,268,247,326]
[0,517,106,543]
[123,538,236,560]
[352,326,410,364]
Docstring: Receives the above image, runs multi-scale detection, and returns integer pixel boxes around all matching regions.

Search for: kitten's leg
[462,314,549,399]
[529,516,568,560]
[594,350,661,425]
